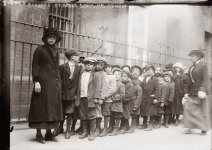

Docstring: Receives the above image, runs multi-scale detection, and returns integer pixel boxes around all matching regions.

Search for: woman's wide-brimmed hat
[173,62,184,70]
[188,50,205,59]
[42,27,62,44]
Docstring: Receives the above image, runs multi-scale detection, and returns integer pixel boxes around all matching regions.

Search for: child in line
[161,70,175,128]
[109,68,125,136]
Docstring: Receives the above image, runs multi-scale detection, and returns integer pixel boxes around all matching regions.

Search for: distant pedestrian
[183,50,210,135]
[28,28,63,144]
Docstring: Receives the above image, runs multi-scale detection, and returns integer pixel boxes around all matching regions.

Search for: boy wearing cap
[129,76,143,131]
[154,72,165,128]
[119,71,133,134]
[140,64,160,131]
[108,68,125,136]
[161,70,175,128]
[121,65,131,73]
[54,50,81,139]
[130,65,143,127]
[28,28,63,144]
[99,64,117,137]
[93,57,108,137]
[75,57,98,141]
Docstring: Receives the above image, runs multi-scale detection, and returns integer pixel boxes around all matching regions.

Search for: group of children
[53,49,189,141]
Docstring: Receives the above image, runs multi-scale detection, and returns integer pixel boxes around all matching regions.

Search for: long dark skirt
[28,80,63,129]
[183,96,210,131]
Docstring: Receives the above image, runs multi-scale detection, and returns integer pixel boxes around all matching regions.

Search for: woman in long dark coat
[183,50,210,135]
[28,28,63,144]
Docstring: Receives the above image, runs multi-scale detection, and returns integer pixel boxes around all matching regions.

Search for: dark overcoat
[171,74,188,115]
[59,63,81,101]
[75,70,96,108]
[111,81,125,113]
[161,82,175,114]
[129,83,142,116]
[140,76,159,117]
[28,44,63,123]
[122,80,133,119]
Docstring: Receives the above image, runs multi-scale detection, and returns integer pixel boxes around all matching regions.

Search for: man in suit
[54,50,81,139]
[75,57,98,141]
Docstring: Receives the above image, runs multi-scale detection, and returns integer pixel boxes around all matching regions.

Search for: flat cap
[83,57,97,63]
[96,56,107,62]
[164,69,174,78]
[112,68,123,73]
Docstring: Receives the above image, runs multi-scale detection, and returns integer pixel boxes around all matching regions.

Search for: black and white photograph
[0,0,211,150]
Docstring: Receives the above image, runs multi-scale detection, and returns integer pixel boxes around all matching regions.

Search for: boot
[145,117,154,131]
[53,121,64,136]
[65,114,72,139]
[154,116,161,129]
[108,117,115,133]
[174,115,180,126]
[95,118,102,137]
[164,114,169,128]
[138,116,147,129]
[200,131,207,136]
[45,129,58,142]
[131,117,137,130]
[88,119,96,141]
[79,120,88,139]
[70,119,77,135]
[119,119,128,134]
[135,116,140,128]
[99,116,110,137]
[36,129,45,144]
[109,119,121,136]
[75,121,83,135]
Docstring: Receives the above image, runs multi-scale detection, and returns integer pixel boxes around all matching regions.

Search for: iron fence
[10,5,211,123]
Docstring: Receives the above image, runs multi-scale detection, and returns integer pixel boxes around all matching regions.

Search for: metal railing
[10,6,211,123]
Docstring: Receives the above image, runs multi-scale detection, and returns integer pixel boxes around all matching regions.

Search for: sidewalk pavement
[10,123,211,150]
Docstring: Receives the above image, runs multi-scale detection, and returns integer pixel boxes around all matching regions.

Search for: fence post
[0,4,11,149]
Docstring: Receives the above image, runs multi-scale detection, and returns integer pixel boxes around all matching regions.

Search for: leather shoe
[36,134,45,144]
[65,130,71,139]
[45,133,58,142]
[200,131,207,136]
